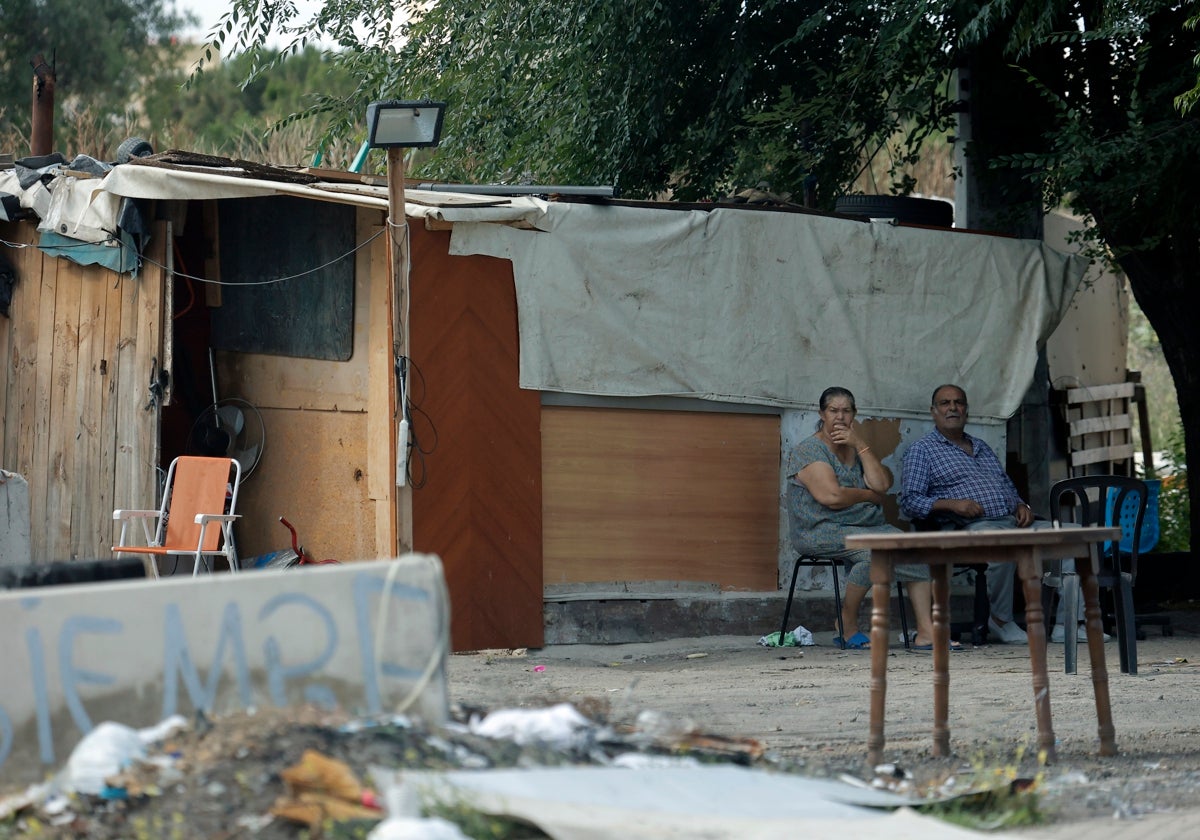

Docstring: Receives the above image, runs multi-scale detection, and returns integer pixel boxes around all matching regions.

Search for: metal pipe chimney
[30,54,55,156]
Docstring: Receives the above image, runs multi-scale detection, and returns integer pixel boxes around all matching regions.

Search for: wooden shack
[0,156,1091,652]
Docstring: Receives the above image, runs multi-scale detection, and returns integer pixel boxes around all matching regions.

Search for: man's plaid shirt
[900,428,1024,521]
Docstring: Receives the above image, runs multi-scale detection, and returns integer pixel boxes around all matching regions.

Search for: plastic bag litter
[368,768,469,840]
[758,625,814,647]
[468,702,593,749]
[59,716,187,795]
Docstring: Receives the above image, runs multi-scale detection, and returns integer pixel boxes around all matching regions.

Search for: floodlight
[365,100,446,148]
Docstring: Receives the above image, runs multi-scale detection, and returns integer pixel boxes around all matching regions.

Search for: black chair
[1047,475,1147,675]
[779,553,910,649]
[911,513,991,646]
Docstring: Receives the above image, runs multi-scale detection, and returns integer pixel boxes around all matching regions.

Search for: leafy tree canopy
[206,0,959,199]
[142,45,358,155]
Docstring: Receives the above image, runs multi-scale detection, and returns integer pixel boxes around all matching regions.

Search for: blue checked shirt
[900,429,1024,521]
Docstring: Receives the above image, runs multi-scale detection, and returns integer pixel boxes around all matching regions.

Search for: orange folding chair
[113,456,242,578]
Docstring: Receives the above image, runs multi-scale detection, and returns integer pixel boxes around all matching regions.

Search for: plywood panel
[543,406,780,591]
[361,210,396,555]
[409,227,543,652]
[230,407,376,564]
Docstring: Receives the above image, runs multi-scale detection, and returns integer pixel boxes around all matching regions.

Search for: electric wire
[140,228,387,286]
[398,355,436,490]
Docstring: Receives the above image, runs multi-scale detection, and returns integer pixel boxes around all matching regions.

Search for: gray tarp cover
[450,203,1088,424]
[93,163,1086,422]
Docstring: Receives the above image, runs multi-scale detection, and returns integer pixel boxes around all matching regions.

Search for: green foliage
[1128,298,1179,464]
[203,0,962,201]
[1157,424,1190,553]
[918,743,1046,831]
[1176,9,1200,115]
[0,0,193,149]
[423,796,542,839]
[141,45,358,160]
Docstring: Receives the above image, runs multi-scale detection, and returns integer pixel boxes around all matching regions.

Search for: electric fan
[187,397,266,478]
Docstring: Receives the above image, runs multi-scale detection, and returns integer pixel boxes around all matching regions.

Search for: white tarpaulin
[98,162,551,226]
[450,203,1088,424]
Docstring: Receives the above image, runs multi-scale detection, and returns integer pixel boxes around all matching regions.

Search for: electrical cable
[137,228,386,286]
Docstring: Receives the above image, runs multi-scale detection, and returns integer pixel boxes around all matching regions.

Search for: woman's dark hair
[819,386,857,412]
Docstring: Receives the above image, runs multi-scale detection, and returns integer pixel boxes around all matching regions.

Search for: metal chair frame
[1048,475,1146,675]
[113,455,242,578]
[779,553,910,649]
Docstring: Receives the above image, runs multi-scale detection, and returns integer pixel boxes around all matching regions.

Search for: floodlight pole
[387,146,413,552]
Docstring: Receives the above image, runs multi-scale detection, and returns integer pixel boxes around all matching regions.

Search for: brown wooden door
[408,227,543,651]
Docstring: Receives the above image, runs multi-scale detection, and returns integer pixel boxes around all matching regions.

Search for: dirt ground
[5,607,1200,838]
[447,605,1200,835]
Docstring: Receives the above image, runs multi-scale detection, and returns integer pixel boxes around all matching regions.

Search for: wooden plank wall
[0,220,163,563]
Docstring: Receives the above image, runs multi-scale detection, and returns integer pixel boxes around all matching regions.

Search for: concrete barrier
[0,554,450,785]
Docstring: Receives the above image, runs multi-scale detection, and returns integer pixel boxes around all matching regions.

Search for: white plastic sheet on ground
[383,764,1021,840]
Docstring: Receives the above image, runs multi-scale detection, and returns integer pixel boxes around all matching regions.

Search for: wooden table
[844,527,1121,766]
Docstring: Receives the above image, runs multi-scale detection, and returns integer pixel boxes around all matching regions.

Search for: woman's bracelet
[857,446,871,454]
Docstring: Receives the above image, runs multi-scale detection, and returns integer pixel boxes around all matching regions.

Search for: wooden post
[387,147,413,552]
[1128,371,1156,479]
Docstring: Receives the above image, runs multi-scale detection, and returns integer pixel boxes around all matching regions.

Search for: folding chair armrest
[113,509,162,551]
[193,513,241,524]
[113,509,159,521]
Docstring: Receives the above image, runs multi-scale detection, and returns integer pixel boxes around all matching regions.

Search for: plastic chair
[1106,478,1161,554]
[779,553,910,649]
[113,456,242,578]
[1048,475,1146,674]
[1106,478,1171,639]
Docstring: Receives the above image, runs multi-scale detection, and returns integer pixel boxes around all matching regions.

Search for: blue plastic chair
[1106,478,1160,555]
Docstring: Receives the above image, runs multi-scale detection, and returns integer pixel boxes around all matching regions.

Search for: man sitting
[900,384,1034,644]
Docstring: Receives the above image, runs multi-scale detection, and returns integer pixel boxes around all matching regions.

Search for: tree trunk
[1106,228,1200,550]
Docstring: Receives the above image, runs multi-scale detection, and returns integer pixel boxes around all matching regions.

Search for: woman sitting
[787,386,950,651]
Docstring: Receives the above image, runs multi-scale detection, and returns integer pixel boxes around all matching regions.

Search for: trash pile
[0,701,779,839]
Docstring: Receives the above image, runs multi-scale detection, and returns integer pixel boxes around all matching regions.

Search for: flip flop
[834,632,871,650]
[909,640,965,652]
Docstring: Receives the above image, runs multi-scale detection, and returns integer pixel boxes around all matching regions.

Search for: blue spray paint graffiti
[0,568,440,774]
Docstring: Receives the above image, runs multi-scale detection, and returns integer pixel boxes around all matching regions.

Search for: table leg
[931,563,952,757]
[1018,552,1056,763]
[1078,554,1117,756]
[868,554,894,767]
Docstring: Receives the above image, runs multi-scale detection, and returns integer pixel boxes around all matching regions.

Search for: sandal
[909,640,964,652]
[834,631,871,650]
